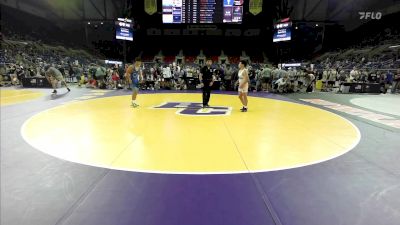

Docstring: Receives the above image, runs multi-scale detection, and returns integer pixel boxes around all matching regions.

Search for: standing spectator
[95,65,107,88]
[287,67,296,92]
[162,65,172,89]
[360,69,369,82]
[350,67,360,81]
[222,66,232,90]
[68,64,75,82]
[116,64,125,89]
[123,64,132,90]
[248,68,256,91]
[322,67,329,90]
[111,68,120,89]
[378,71,387,93]
[391,68,400,94]
[145,67,155,90]
[305,71,316,92]
[328,67,337,88]
[261,65,272,92]
[254,68,262,91]
[385,70,394,92]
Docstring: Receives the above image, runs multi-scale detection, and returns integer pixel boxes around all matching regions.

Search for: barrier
[21,78,52,88]
[341,82,381,94]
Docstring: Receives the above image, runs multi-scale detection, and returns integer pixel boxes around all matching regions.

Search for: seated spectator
[86,76,97,88]
[174,78,187,90]
[274,76,289,93]
[350,67,361,81]
[78,74,86,87]
[368,70,378,83]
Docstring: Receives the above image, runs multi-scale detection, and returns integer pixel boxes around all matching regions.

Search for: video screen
[162,0,243,24]
[273,20,292,42]
[115,18,134,41]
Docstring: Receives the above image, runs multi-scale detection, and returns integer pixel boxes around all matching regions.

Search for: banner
[249,0,263,15]
[144,0,157,15]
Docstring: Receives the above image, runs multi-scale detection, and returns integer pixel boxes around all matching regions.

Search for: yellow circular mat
[0,89,44,106]
[22,93,360,174]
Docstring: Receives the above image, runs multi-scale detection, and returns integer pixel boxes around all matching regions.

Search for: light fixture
[88,22,91,25]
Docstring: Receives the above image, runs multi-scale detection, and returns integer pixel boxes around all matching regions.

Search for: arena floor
[1,87,399,225]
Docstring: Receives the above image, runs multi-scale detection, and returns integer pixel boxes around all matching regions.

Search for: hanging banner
[144,0,157,15]
[249,0,263,15]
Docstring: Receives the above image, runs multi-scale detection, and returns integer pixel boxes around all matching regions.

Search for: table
[21,77,52,88]
[341,82,381,94]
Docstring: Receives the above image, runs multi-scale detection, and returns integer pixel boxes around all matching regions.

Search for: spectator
[95,64,107,89]
[261,65,272,92]
[392,68,400,94]
[111,68,120,89]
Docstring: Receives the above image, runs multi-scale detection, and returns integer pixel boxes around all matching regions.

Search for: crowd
[0,37,101,87]
[49,62,322,93]
[2,57,400,94]
[1,36,399,94]
[77,60,400,94]
[309,43,400,94]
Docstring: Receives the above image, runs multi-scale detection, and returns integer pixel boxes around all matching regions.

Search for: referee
[199,58,215,108]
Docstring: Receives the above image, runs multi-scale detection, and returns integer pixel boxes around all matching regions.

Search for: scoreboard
[116,18,133,41]
[273,19,292,42]
[162,0,243,24]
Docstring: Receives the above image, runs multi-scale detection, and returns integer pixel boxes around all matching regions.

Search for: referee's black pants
[202,81,211,106]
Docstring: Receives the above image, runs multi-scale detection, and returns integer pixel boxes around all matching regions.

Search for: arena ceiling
[0,0,126,21]
[1,0,399,30]
[287,0,400,30]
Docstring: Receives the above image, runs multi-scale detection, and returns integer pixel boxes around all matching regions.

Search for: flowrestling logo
[359,12,382,20]
[153,102,232,116]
